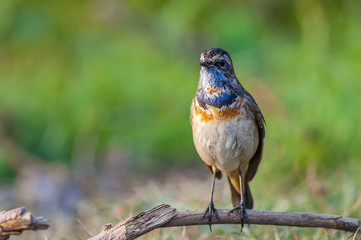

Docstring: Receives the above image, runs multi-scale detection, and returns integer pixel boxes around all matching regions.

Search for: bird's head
[200,48,235,79]
[197,48,240,108]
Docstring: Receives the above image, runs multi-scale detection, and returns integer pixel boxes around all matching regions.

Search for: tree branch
[88,203,361,240]
[0,207,50,240]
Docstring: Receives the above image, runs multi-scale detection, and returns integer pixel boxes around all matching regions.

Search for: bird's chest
[191,101,259,171]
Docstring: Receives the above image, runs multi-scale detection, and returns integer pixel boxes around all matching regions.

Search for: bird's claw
[228,202,249,232]
[201,201,220,232]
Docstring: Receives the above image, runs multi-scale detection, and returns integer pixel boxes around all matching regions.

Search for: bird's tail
[227,170,253,209]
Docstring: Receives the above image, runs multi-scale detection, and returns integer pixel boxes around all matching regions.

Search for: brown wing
[244,93,265,182]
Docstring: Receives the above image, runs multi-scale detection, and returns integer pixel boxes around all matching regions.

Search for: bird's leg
[228,169,249,231]
[201,170,220,231]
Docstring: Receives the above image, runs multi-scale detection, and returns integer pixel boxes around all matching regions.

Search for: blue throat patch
[197,91,236,108]
[197,67,237,108]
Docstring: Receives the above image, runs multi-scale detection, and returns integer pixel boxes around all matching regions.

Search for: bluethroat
[190,48,265,231]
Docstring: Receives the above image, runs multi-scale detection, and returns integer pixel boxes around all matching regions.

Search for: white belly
[192,114,259,172]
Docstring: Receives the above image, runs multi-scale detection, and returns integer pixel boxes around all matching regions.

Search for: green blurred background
[0,0,360,239]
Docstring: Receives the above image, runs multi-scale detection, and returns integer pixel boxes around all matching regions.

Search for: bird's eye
[219,60,226,68]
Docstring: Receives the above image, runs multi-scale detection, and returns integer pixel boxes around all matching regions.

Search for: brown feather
[227,170,253,209]
[206,164,222,179]
[245,93,265,182]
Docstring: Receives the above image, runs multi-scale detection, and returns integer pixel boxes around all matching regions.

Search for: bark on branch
[0,207,50,240]
[88,203,361,240]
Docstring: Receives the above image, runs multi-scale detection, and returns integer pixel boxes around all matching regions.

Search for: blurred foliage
[0,0,360,181]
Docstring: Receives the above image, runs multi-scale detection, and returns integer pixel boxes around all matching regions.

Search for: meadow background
[0,0,360,239]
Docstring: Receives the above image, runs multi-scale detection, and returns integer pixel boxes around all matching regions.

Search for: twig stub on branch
[0,207,50,240]
[88,204,177,240]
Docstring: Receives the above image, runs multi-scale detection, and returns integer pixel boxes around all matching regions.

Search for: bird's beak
[200,61,211,67]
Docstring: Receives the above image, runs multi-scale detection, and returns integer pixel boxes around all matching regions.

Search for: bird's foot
[201,201,220,232]
[228,201,249,232]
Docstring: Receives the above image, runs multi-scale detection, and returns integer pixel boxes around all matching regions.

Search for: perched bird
[190,48,265,231]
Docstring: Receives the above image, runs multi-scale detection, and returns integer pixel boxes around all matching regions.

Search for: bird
[190,48,265,231]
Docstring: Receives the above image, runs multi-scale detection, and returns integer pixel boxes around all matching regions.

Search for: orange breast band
[193,97,243,121]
